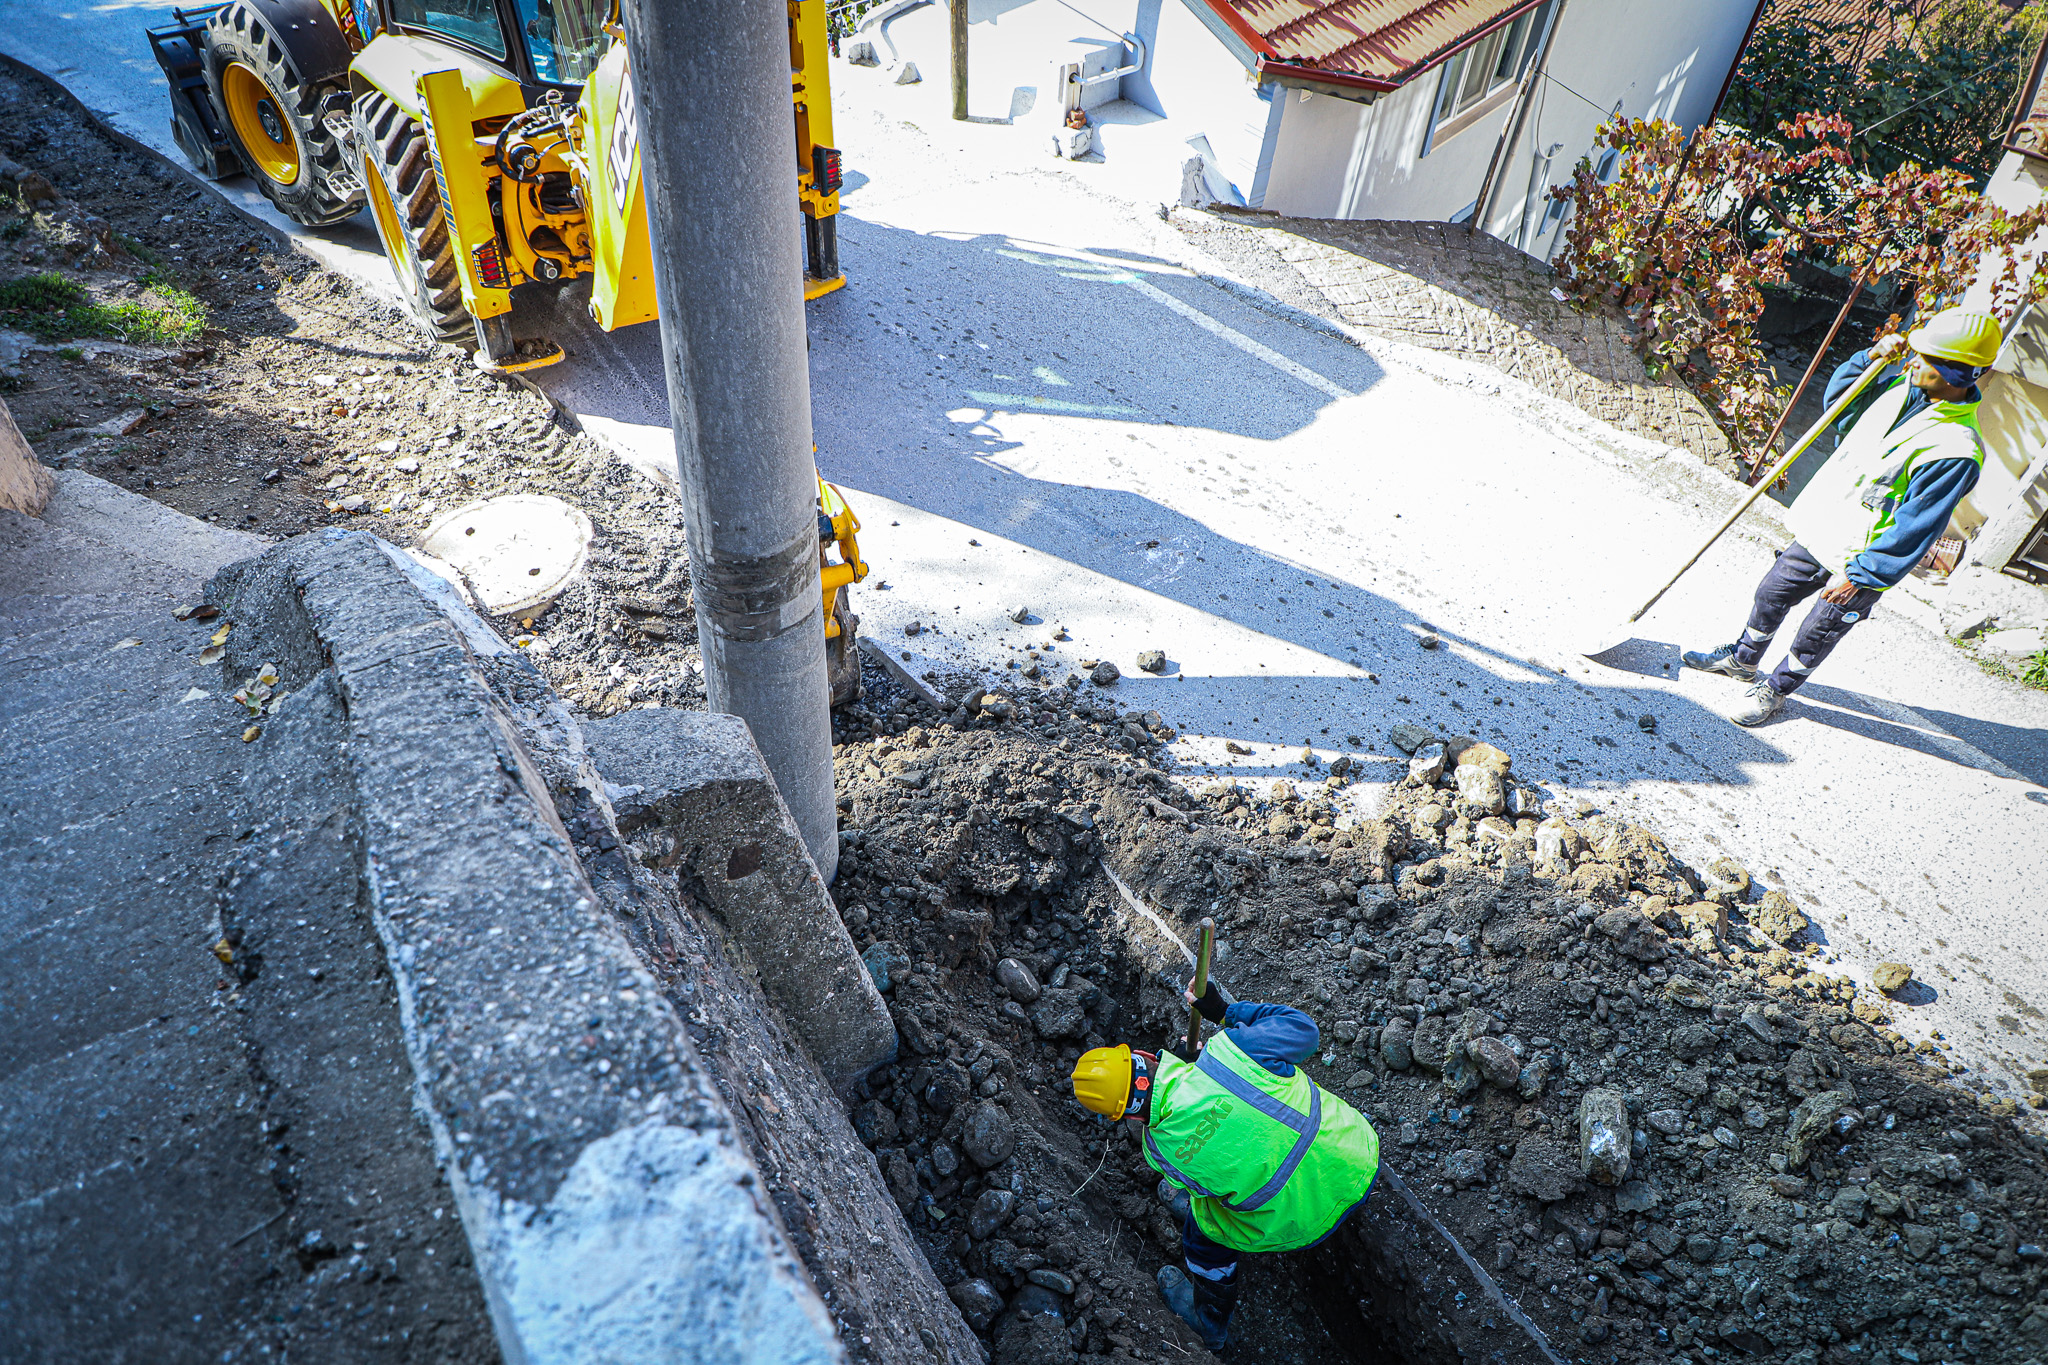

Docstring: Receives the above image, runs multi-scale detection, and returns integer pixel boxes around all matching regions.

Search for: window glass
[516,0,613,85]
[1427,1,1554,146]
[389,0,508,60]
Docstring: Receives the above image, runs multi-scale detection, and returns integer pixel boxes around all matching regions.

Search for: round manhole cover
[418,495,593,615]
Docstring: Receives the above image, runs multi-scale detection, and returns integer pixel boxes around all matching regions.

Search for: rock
[846,39,880,64]
[1419,633,1440,650]
[1740,892,1807,949]
[1008,604,1031,623]
[1453,764,1505,818]
[1645,1109,1686,1136]
[992,1285,1067,1364]
[1026,1269,1073,1294]
[1467,1035,1521,1090]
[925,1063,972,1114]
[1415,802,1448,829]
[894,60,922,84]
[1593,908,1670,962]
[1534,818,1586,864]
[1135,649,1166,673]
[1379,1015,1414,1071]
[1637,713,1657,734]
[1701,856,1751,905]
[961,1102,1017,1169]
[1507,1136,1582,1203]
[1615,1181,1659,1213]
[1579,1088,1631,1186]
[932,1142,960,1176]
[1443,1149,1488,1186]
[949,1278,1006,1332]
[1389,722,1434,754]
[1089,660,1120,686]
[1661,976,1710,1010]
[970,1188,1018,1240]
[862,940,912,993]
[1408,743,1446,786]
[1784,1090,1855,1170]
[1411,1015,1449,1074]
[1872,962,1913,994]
[1448,740,1511,776]
[1516,1056,1551,1100]
[1346,946,1374,979]
[1029,987,1089,1039]
[995,957,1042,1003]
[393,456,420,474]
[1902,1223,1938,1260]
[904,621,922,636]
[1983,626,2047,657]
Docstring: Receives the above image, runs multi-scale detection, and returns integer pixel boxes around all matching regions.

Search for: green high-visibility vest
[1141,1033,1379,1253]
[1789,375,1984,585]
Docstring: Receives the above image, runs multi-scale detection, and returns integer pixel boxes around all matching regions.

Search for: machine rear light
[812,145,842,194]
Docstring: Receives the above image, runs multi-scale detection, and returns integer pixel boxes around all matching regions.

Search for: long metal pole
[620,0,839,882]
[1470,0,1568,239]
[950,0,968,120]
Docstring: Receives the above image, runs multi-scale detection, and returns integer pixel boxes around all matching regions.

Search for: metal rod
[620,0,839,880]
[1745,266,1868,483]
[950,0,968,120]
[1186,917,1215,1057]
[1615,361,1891,628]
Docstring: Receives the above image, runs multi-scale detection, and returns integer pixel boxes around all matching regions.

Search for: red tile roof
[1194,0,1548,93]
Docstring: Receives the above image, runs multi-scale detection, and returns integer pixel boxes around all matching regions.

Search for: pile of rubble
[824,661,2048,1365]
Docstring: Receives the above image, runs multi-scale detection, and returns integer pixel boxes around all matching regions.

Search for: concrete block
[584,708,897,1091]
[208,530,846,1365]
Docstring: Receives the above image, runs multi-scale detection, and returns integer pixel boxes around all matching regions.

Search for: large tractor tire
[203,2,363,227]
[353,89,473,345]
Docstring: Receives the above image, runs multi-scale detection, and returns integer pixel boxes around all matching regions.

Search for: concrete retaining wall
[207,529,963,1365]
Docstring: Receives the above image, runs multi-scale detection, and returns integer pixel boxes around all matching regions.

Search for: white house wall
[1147,0,1281,204]
[1256,0,1758,233]
[1505,0,1759,255]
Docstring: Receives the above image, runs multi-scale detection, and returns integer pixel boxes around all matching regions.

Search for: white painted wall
[1142,0,1280,204]
[1502,0,1759,256]
[1258,0,1757,233]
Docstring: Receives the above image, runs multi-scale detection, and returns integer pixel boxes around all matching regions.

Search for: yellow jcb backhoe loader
[147,0,867,703]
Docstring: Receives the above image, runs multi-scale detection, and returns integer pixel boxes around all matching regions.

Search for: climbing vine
[1549,114,2048,463]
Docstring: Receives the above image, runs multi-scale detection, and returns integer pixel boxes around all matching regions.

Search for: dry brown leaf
[198,645,224,665]
[209,623,231,646]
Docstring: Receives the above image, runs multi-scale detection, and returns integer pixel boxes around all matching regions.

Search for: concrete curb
[209,530,847,1365]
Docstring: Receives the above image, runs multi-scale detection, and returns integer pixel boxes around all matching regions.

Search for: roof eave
[1254,56,1398,96]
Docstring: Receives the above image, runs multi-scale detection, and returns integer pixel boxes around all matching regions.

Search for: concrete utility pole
[950,0,968,119]
[619,0,839,882]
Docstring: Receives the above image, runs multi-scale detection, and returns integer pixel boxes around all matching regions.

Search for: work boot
[1156,1265,1237,1350]
[1156,1178,1192,1221]
[1681,642,1758,682]
[1726,680,1785,727]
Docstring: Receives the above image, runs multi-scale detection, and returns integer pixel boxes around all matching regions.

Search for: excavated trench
[830,662,1554,1365]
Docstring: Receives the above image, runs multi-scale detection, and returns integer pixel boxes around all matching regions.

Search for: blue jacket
[1822,350,1982,589]
[1218,1001,1320,1077]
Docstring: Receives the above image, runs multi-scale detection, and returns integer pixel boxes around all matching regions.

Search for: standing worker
[1068,983,1380,1349]
[1682,307,2001,724]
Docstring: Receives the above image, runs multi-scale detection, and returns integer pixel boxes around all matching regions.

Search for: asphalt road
[11,9,2048,1097]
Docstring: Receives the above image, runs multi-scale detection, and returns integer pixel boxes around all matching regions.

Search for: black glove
[1164,1040,1198,1064]
[1192,980,1226,1024]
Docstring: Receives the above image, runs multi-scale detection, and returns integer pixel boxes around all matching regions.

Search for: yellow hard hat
[1071,1045,1134,1118]
[1908,307,2003,369]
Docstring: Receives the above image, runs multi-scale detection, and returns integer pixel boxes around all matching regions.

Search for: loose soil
[11,56,2048,1365]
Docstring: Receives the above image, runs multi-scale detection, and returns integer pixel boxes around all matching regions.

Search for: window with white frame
[1421,2,1555,155]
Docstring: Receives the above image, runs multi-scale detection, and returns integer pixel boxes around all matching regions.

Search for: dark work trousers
[1730,542,1883,695]
[1178,1172,1377,1283]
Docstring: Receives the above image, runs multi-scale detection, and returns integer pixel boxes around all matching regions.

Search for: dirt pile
[0,61,703,719]
[828,660,2048,1365]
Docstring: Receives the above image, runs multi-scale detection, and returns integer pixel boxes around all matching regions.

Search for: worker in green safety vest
[1070,983,1380,1348]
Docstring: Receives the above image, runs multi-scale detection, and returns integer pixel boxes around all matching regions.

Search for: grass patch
[0,269,207,345]
[55,345,83,360]
[116,233,163,266]
[1954,635,2048,693]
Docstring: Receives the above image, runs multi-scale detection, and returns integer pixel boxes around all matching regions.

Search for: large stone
[1089,660,1120,686]
[1446,738,1511,775]
[1615,1181,1660,1213]
[1389,722,1434,754]
[1379,1016,1415,1071]
[949,1278,1005,1333]
[1408,743,1446,786]
[1593,908,1670,962]
[1411,1015,1449,1073]
[961,1102,1017,1169]
[1749,890,1809,945]
[1784,1090,1855,1171]
[1700,856,1751,905]
[1135,649,1167,673]
[1579,1088,1631,1186]
[1467,1035,1521,1090]
[1507,1136,1583,1202]
[1029,987,1089,1039]
[1872,962,1913,994]
[1453,764,1506,818]
[845,39,880,64]
[862,940,912,993]
[1443,1149,1488,1186]
[995,957,1042,1003]
[970,1188,1018,1240]
[1534,818,1585,865]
